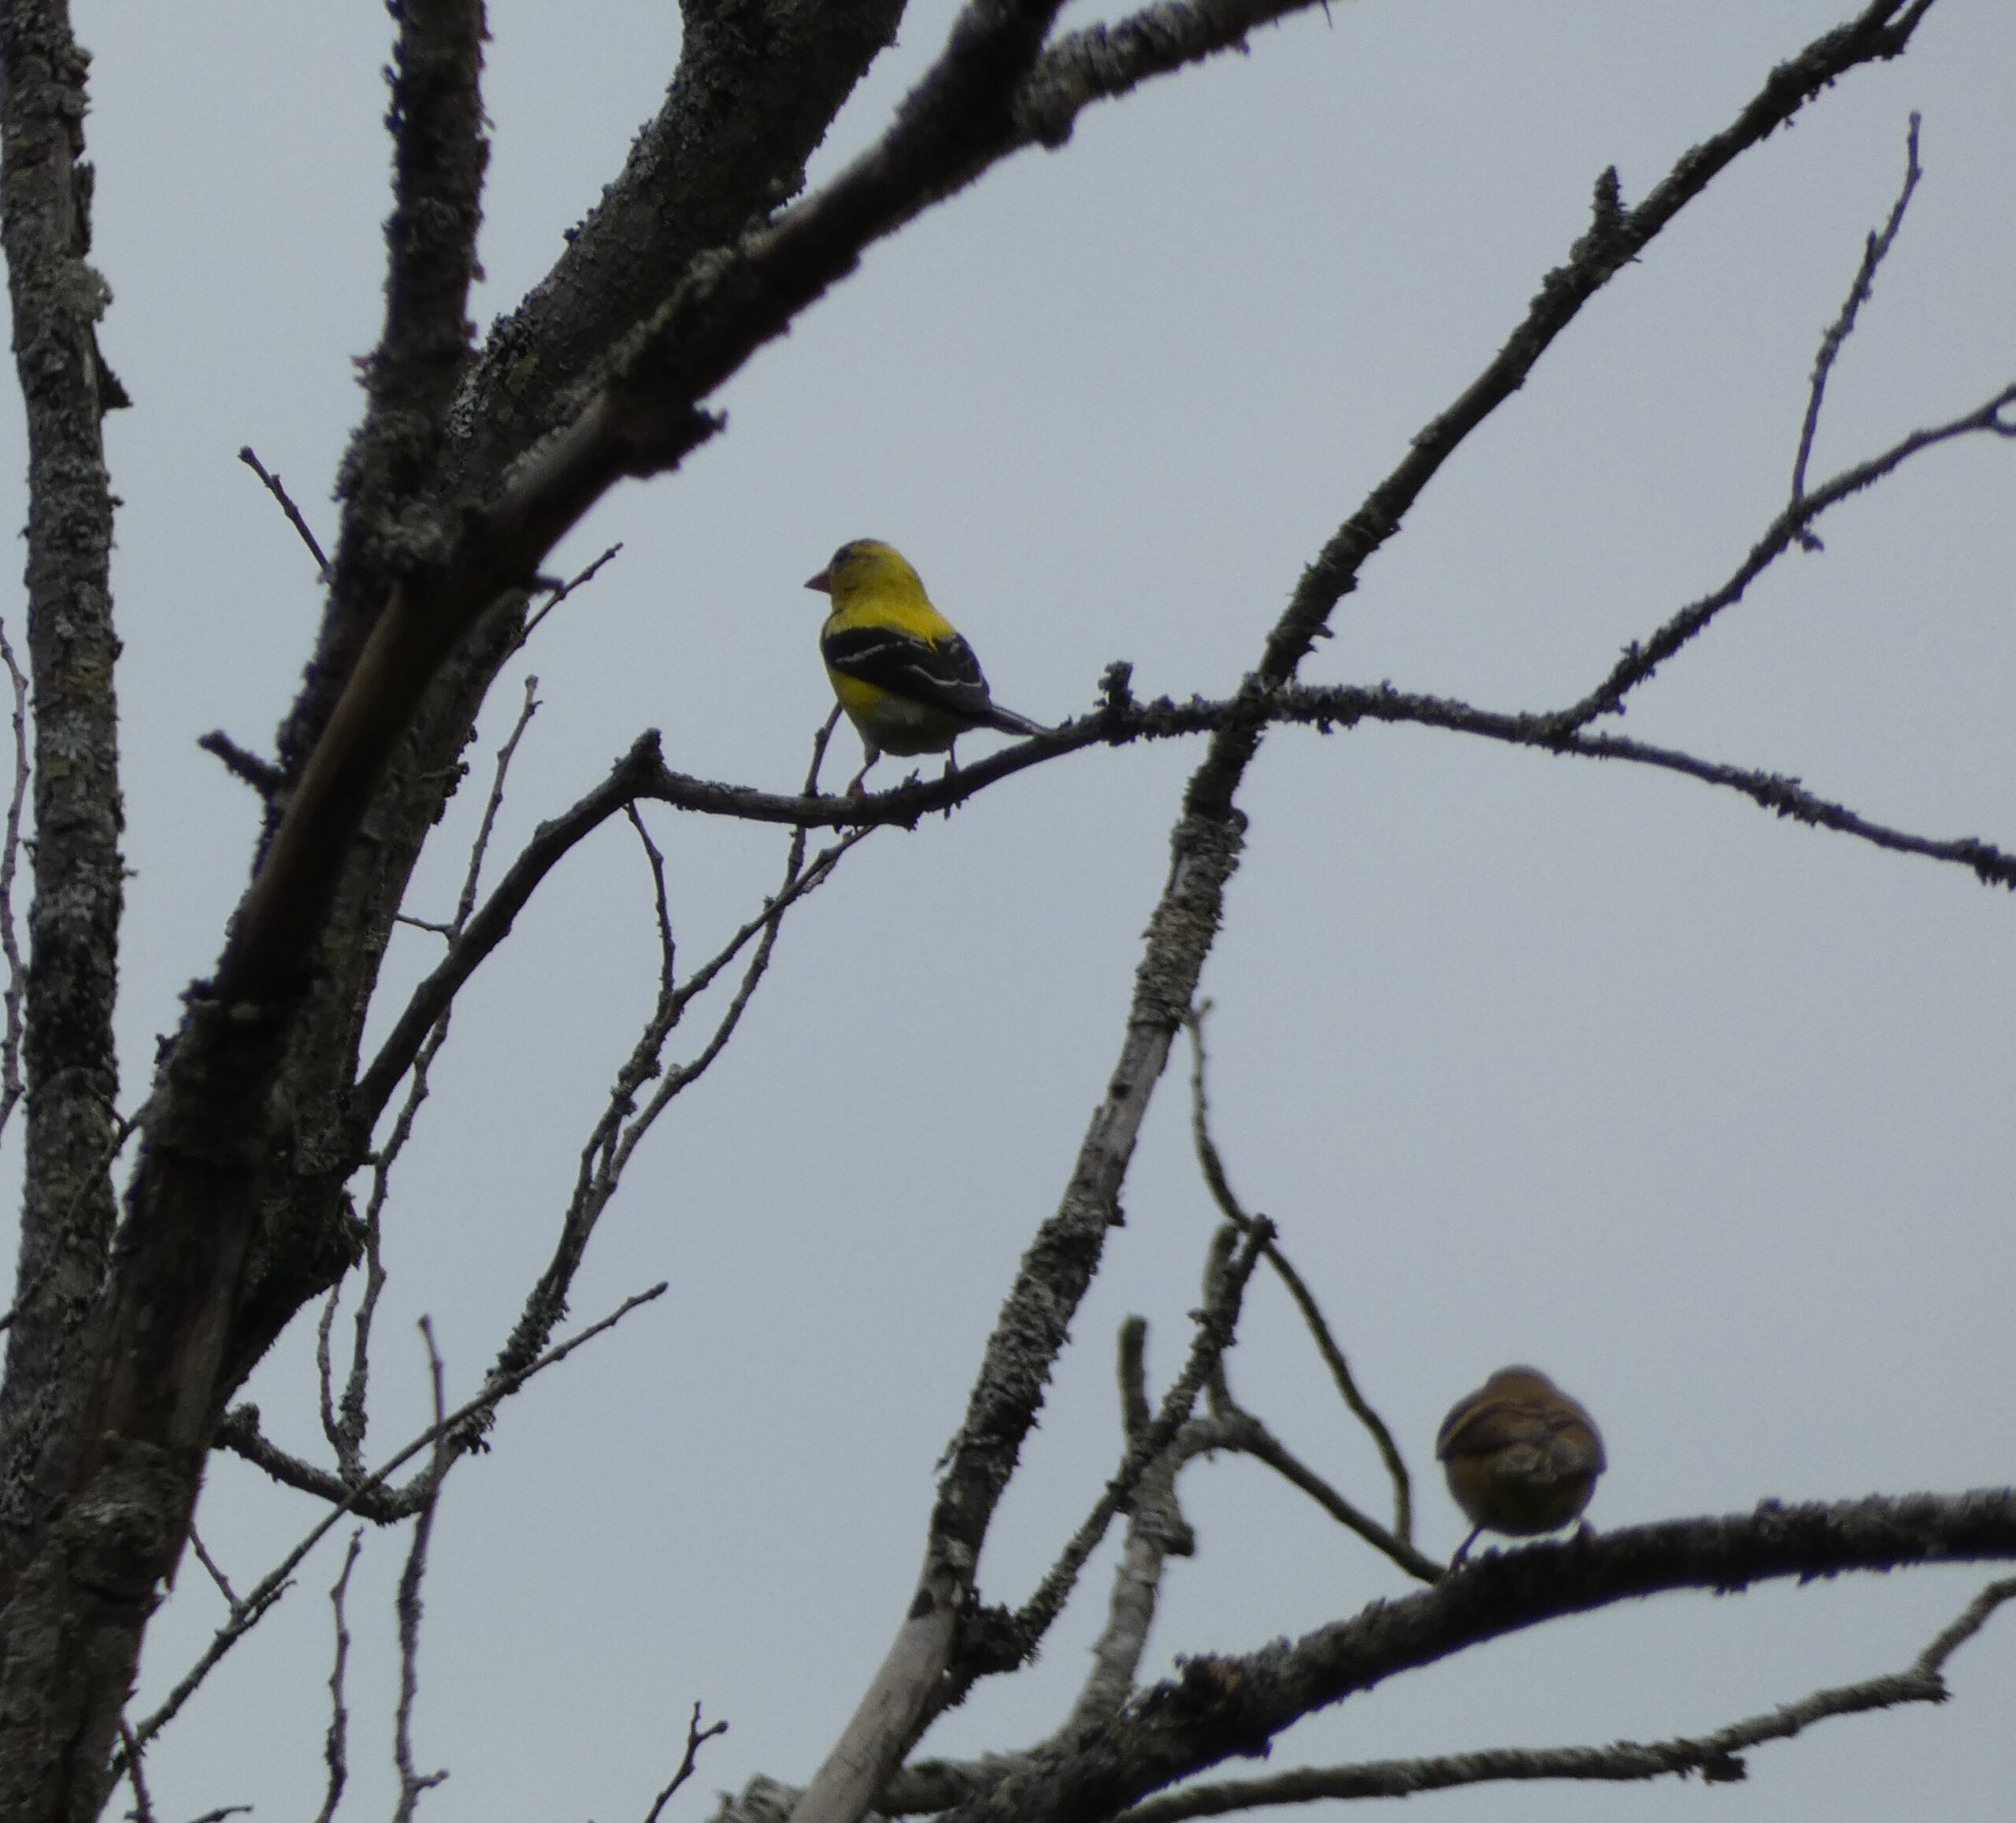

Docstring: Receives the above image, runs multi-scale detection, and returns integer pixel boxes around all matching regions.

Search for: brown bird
[1436,1365,1606,1565]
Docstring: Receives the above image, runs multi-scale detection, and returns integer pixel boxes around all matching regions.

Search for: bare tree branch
[117,1721,154,1823]
[1008,1221,1273,1676]
[1059,1321,1197,1736]
[313,1531,365,1823]
[185,1526,243,1617]
[1014,0,1315,149]
[485,719,865,1395]
[238,444,332,577]
[1114,1575,2016,1820]
[135,1284,666,1752]
[1792,112,1923,518]
[195,730,286,798]
[307,0,489,795]
[936,1490,2016,1823]
[214,1407,417,1525]
[391,1319,451,1823]
[1184,1405,1440,1584]
[319,674,546,1486]
[1184,1008,1414,1548]
[354,730,669,1124]
[1544,379,2016,732]
[1267,680,2016,888]
[519,542,624,649]
[643,1703,730,1823]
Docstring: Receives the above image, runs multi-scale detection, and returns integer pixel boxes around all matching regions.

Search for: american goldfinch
[1436,1365,1606,1565]
[806,539,1051,795]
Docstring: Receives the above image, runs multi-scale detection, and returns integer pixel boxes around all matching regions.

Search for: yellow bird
[1435,1365,1606,1565]
[806,539,1051,796]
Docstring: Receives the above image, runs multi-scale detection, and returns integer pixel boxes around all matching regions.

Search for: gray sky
[12,1,2012,1818]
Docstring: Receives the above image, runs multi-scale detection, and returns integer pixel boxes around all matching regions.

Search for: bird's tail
[982,703,1054,739]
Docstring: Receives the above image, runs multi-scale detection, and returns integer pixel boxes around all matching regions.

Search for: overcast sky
[8,2,2012,1820]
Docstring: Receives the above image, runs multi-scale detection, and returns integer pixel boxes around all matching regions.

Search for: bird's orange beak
[804,567,831,593]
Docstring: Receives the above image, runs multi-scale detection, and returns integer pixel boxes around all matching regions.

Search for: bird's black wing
[821,623,997,723]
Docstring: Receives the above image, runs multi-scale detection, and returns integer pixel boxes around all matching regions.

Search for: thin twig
[1184,1006,1414,1547]
[643,1702,730,1823]
[355,732,668,1123]
[195,729,285,798]
[313,1531,365,1823]
[453,673,543,928]
[1546,377,2016,732]
[485,714,868,1397]
[215,1406,417,1524]
[1792,112,1923,518]
[332,676,545,1473]
[520,541,624,648]
[391,1320,452,1821]
[1058,1318,1195,1734]
[1008,1219,1273,1662]
[1182,1405,1441,1584]
[118,1720,155,1823]
[1114,1575,2016,1821]
[186,1525,243,1615]
[238,444,332,576]
[628,803,676,999]
[133,1283,667,1752]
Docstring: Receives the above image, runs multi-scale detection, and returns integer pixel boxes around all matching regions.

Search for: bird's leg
[1449,1525,1482,1569]
[845,743,880,798]
[937,739,965,817]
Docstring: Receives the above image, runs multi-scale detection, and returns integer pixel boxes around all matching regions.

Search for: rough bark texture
[936,1492,2016,1823]
[0,0,122,1618]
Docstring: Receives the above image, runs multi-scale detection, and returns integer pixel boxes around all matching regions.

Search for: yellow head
[804,539,927,608]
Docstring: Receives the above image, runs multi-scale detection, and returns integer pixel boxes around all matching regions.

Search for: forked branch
[1115,1576,2016,1820]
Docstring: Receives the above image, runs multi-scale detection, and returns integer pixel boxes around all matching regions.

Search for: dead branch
[643,1703,730,1823]
[1114,1576,2016,1820]
[185,1526,243,1617]
[520,542,624,649]
[237,445,332,576]
[1007,1222,1273,1680]
[484,720,865,1395]
[934,1490,2016,1823]
[328,674,546,1474]
[1792,113,1924,517]
[195,731,286,798]
[1184,1009,1414,1547]
[1545,377,2016,731]
[313,1532,365,1823]
[1059,1321,1198,1736]
[391,1320,451,1821]
[117,1721,154,1823]
[138,1284,665,1751]
[354,731,670,1124]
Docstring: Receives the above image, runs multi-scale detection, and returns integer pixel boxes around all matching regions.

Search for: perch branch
[1114,1574,2016,1820]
